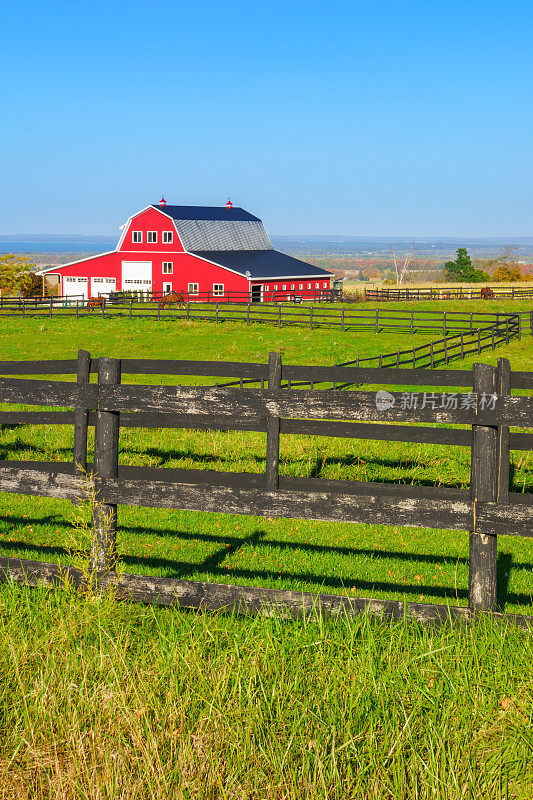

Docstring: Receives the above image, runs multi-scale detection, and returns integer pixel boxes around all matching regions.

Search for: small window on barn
[282,284,287,290]
[315,283,319,288]
[264,285,269,290]
[274,285,278,290]
[188,283,199,294]
[213,284,224,296]
[291,284,295,290]
[162,262,173,274]
[307,283,311,289]
[323,282,328,288]
[299,284,303,290]
[147,231,157,243]
[162,231,173,243]
[132,231,142,243]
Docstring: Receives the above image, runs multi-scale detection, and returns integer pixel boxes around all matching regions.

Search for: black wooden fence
[365,286,533,302]
[0,352,532,626]
[0,298,529,340]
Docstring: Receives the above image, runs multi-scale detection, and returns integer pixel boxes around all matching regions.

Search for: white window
[188,283,199,294]
[274,285,278,290]
[291,284,294,290]
[132,231,142,243]
[315,283,319,288]
[213,284,224,296]
[282,284,287,290]
[162,262,173,274]
[162,231,173,243]
[299,284,303,290]
[323,282,328,288]
[147,231,157,243]
[307,283,311,289]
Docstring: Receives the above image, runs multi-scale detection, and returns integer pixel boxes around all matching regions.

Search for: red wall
[48,250,249,296]
[118,206,185,254]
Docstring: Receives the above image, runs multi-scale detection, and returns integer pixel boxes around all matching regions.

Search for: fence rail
[1,297,530,338]
[0,351,532,626]
[365,286,533,302]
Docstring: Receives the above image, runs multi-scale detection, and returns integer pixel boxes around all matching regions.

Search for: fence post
[266,352,282,490]
[468,363,498,614]
[496,358,511,505]
[73,349,91,476]
[91,357,121,575]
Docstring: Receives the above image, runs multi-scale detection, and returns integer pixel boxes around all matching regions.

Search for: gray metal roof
[150,204,272,251]
[175,219,272,252]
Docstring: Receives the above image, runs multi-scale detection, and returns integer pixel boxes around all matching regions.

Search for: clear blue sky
[1,0,532,236]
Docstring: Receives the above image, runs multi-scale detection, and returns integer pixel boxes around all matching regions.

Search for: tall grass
[0,583,532,799]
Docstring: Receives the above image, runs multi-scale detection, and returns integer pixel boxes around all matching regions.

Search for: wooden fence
[365,286,533,302]
[0,297,530,339]
[0,351,532,626]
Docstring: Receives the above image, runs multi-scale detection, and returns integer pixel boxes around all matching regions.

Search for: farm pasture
[0,312,531,799]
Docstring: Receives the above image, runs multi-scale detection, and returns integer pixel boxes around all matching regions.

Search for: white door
[63,276,88,299]
[91,277,116,297]
[121,261,152,291]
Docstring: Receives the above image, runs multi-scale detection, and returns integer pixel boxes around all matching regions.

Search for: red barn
[38,199,334,302]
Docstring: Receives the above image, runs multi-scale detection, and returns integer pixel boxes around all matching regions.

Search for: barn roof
[152,204,273,252]
[151,205,260,222]
[193,250,333,280]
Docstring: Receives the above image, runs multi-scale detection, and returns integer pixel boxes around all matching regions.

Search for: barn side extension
[0,352,531,627]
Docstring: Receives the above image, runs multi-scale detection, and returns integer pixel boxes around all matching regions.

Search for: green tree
[0,254,36,295]
[443,248,489,283]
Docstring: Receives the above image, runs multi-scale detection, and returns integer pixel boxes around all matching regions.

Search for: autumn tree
[0,255,36,295]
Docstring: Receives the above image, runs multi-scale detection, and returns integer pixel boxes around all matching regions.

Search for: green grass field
[0,310,532,798]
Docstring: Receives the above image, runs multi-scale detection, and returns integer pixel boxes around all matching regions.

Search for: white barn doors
[121,261,152,292]
[63,276,88,299]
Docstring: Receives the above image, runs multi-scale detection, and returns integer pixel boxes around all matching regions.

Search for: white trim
[147,231,158,243]
[162,262,173,274]
[240,273,334,281]
[36,250,117,275]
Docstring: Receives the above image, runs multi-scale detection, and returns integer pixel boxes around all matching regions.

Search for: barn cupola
[159,196,167,206]
[225,198,233,210]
